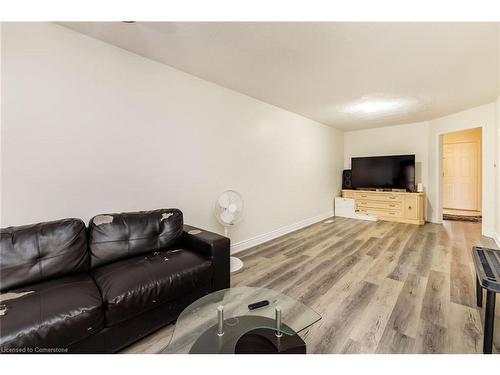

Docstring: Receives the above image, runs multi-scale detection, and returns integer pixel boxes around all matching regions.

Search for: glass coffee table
[161,286,321,354]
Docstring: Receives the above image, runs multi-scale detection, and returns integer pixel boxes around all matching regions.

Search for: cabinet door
[404,196,418,220]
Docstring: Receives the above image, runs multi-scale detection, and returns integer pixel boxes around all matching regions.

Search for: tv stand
[341,189,425,225]
[355,188,409,192]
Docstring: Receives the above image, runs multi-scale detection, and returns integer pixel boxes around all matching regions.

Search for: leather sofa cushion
[0,274,104,350]
[88,209,184,268]
[92,248,213,327]
[0,219,88,292]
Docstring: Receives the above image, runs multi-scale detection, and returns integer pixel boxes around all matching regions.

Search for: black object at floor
[472,246,500,354]
[234,329,306,354]
[443,213,482,223]
[188,315,306,354]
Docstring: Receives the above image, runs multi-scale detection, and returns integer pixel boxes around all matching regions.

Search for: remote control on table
[248,300,270,310]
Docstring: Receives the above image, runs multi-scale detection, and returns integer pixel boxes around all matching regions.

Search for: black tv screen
[351,155,415,191]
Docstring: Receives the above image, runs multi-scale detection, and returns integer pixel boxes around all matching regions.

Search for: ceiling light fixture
[122,21,136,24]
[342,95,423,117]
[347,100,401,114]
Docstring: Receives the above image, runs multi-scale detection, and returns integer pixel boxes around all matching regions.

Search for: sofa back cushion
[88,208,184,268]
[0,218,88,292]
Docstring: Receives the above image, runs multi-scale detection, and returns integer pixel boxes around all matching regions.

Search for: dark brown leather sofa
[0,209,230,353]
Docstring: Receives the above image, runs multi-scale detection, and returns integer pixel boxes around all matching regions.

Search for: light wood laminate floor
[123,218,499,354]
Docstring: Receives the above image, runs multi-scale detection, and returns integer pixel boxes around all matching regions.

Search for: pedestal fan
[214,190,244,273]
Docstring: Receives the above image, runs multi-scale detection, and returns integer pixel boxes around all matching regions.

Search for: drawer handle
[361,194,367,198]
[389,204,396,207]
[389,196,396,199]
[408,206,412,210]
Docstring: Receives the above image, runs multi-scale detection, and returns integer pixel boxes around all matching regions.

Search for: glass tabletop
[161,286,321,354]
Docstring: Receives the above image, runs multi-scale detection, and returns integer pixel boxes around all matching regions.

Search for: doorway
[441,127,482,222]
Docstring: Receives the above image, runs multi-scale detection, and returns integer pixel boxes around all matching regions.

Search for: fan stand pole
[224,226,244,274]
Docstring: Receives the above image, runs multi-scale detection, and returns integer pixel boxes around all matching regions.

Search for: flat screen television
[351,155,415,192]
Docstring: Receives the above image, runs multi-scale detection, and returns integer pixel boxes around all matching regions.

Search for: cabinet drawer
[357,200,401,210]
[354,192,402,202]
[342,190,356,199]
[357,207,403,218]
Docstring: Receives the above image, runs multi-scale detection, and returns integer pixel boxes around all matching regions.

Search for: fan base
[230,256,244,273]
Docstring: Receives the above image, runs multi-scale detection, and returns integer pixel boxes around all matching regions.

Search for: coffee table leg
[217,305,224,337]
[476,276,483,307]
[483,291,496,354]
[275,307,283,338]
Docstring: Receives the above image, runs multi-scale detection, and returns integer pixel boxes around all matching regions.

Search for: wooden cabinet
[341,190,425,225]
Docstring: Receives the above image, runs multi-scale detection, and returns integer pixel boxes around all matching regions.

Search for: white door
[443,142,480,210]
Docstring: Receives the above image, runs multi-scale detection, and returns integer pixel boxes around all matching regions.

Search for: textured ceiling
[59,22,499,130]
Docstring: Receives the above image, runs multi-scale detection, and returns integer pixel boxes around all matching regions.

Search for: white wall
[343,121,430,219]
[0,23,2,223]
[0,22,344,250]
[428,103,497,236]
[496,24,500,246]
[343,104,497,238]
[495,96,500,245]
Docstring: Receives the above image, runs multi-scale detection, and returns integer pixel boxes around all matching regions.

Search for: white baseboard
[482,229,492,238]
[494,232,500,248]
[231,211,334,254]
[428,219,442,224]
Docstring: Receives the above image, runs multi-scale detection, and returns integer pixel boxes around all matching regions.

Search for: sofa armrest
[181,225,230,291]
